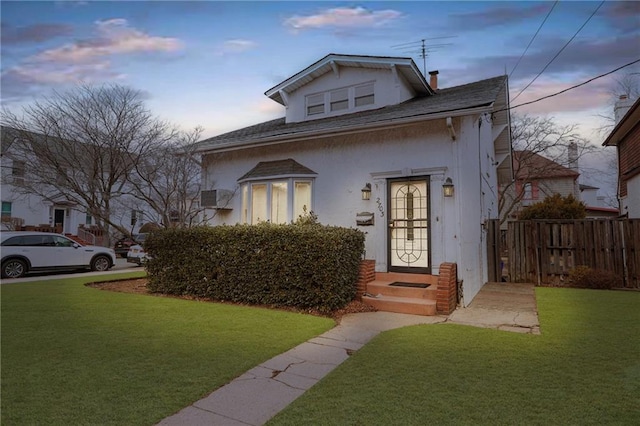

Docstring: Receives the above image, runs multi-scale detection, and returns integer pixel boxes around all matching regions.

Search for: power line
[495,58,640,114]
[512,0,605,102]
[509,1,559,79]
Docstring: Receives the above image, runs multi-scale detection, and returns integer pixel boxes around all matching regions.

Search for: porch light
[443,178,454,197]
[361,183,372,200]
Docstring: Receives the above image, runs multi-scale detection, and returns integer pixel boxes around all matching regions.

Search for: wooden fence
[493,219,639,288]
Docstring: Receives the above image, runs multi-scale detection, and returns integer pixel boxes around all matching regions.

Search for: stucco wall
[203,113,498,305]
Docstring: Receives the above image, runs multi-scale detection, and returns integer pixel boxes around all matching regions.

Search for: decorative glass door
[388,179,430,273]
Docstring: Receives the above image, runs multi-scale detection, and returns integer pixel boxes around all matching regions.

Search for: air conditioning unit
[201,189,233,209]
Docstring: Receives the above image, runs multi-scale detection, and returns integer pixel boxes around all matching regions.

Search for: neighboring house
[500,150,580,222]
[580,184,619,218]
[603,96,640,218]
[0,126,152,242]
[195,53,511,306]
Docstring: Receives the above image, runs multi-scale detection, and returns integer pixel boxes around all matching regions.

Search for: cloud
[601,1,640,34]
[1,22,73,44]
[215,39,257,56]
[284,6,402,32]
[35,18,182,63]
[509,76,614,115]
[1,18,182,103]
[447,4,549,31]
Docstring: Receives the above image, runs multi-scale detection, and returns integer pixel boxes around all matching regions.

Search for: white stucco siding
[202,114,496,304]
[285,67,416,123]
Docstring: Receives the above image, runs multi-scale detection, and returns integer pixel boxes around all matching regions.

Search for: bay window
[241,179,313,224]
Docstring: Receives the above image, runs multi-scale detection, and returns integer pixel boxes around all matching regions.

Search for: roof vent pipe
[429,70,439,90]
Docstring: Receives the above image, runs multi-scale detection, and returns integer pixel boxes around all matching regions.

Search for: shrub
[518,194,586,220]
[144,224,365,312]
[567,265,622,289]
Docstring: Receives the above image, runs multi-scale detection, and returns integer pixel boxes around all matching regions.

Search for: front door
[54,209,65,233]
[388,178,430,273]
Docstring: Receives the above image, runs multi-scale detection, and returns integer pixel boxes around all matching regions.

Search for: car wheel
[91,255,111,272]
[2,259,27,278]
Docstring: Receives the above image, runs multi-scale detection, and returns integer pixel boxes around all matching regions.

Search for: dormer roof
[265,53,435,106]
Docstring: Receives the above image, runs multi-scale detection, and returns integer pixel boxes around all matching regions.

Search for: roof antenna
[391,36,456,76]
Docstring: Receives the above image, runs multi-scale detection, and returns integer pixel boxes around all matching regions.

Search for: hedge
[144,224,365,312]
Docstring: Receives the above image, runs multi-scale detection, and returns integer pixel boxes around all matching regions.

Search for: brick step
[65,234,90,246]
[362,294,437,316]
[366,281,437,300]
[375,272,439,285]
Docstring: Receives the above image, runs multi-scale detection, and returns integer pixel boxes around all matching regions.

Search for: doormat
[389,282,430,288]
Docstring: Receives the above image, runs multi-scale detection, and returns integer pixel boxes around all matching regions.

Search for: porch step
[362,294,437,316]
[366,282,437,300]
[65,234,90,246]
[375,272,439,286]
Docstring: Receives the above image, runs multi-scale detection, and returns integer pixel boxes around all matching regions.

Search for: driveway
[0,257,141,284]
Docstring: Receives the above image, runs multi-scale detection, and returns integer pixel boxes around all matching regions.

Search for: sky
[1,1,639,200]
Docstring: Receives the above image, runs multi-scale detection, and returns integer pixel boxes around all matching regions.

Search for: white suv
[1,231,116,279]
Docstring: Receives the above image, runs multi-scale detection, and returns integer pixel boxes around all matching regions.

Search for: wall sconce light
[361,183,372,201]
[443,177,454,197]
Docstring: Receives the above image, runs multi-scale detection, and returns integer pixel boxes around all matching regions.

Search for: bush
[567,265,622,289]
[144,223,365,312]
[518,194,586,220]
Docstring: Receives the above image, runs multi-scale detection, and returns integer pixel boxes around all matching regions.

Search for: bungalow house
[603,95,640,218]
[195,53,512,312]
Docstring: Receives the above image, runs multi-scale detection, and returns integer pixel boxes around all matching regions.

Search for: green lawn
[1,272,334,425]
[270,288,640,425]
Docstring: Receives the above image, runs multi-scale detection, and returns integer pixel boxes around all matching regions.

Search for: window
[271,182,288,224]
[306,93,324,116]
[85,214,93,226]
[1,201,11,219]
[330,88,349,112]
[355,83,374,107]
[12,160,25,184]
[242,180,313,224]
[294,182,311,219]
[306,82,375,118]
[131,209,145,226]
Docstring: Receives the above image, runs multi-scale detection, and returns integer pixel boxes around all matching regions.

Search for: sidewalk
[158,282,539,426]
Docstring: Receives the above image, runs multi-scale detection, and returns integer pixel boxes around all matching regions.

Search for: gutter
[197,104,494,154]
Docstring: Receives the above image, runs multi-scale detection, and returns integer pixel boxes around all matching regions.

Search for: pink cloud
[284,6,401,32]
[35,18,182,63]
[510,75,615,115]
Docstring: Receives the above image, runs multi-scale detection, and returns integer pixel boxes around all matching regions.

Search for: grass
[269,287,640,425]
[1,272,334,425]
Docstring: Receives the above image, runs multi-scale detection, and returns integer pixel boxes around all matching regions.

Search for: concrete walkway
[158,282,539,426]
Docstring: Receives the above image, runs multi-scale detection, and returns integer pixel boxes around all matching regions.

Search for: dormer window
[355,83,374,107]
[306,94,324,116]
[305,82,376,118]
[330,88,349,112]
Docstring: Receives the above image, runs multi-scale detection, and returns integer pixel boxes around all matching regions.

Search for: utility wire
[509,1,559,79]
[512,0,605,102]
[495,58,640,114]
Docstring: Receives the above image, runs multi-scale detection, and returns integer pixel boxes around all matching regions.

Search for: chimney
[614,94,634,123]
[568,141,578,171]
[429,70,439,90]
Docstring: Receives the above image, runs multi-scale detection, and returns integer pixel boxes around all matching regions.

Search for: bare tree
[122,127,213,228]
[499,113,596,224]
[1,84,178,243]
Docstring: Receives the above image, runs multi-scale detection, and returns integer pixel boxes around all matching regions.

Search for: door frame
[387,176,432,274]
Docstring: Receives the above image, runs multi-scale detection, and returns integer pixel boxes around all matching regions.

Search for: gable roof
[196,75,507,153]
[513,150,579,180]
[238,158,317,182]
[265,53,434,105]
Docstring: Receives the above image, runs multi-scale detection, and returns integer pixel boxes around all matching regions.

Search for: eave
[198,104,493,154]
[603,97,640,147]
[265,53,434,106]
